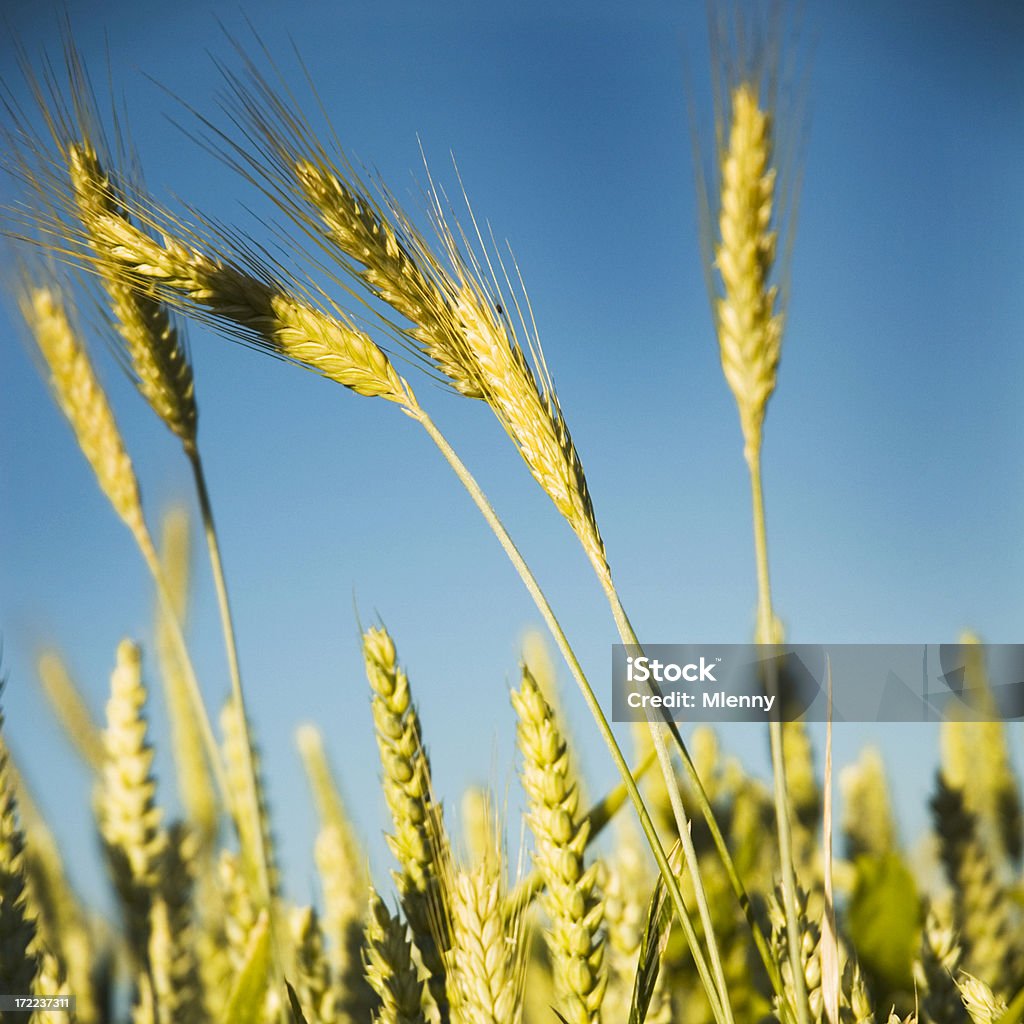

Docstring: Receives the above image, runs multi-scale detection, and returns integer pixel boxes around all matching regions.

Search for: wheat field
[0,3,1022,1024]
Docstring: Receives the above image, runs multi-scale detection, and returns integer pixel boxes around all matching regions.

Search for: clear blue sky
[1,0,1022,909]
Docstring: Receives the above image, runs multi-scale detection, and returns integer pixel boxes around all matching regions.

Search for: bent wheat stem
[405,399,728,1024]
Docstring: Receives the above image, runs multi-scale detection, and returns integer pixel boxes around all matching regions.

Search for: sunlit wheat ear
[19,284,152,553]
[68,141,199,452]
[363,626,451,1020]
[97,640,167,959]
[62,199,410,402]
[447,852,525,1024]
[512,666,606,1024]
[216,75,607,573]
[0,692,41,997]
[364,890,429,1024]
[713,81,784,463]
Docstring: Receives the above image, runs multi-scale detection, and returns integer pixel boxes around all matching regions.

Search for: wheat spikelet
[97,639,167,959]
[19,284,151,552]
[155,507,218,853]
[364,626,451,1020]
[512,666,606,1024]
[221,701,279,899]
[291,905,338,1024]
[68,141,199,452]
[365,891,429,1024]
[35,650,105,772]
[840,748,897,860]
[957,974,1008,1024]
[712,81,783,463]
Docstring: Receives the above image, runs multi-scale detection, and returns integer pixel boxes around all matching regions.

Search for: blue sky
[1,0,1022,909]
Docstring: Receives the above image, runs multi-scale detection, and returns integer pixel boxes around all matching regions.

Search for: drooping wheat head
[67,140,199,453]
[212,69,608,577]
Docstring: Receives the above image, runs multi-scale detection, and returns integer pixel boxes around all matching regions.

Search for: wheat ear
[96,640,167,959]
[18,280,229,826]
[447,853,524,1024]
[512,666,606,1024]
[364,627,451,1021]
[20,285,149,545]
[77,205,409,402]
[68,141,198,451]
[365,891,429,1024]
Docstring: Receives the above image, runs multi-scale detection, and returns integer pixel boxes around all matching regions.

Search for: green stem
[747,447,811,1024]
[407,400,728,1024]
[188,451,274,905]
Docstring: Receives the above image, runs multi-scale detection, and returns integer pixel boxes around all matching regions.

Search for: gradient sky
[1,0,1022,910]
